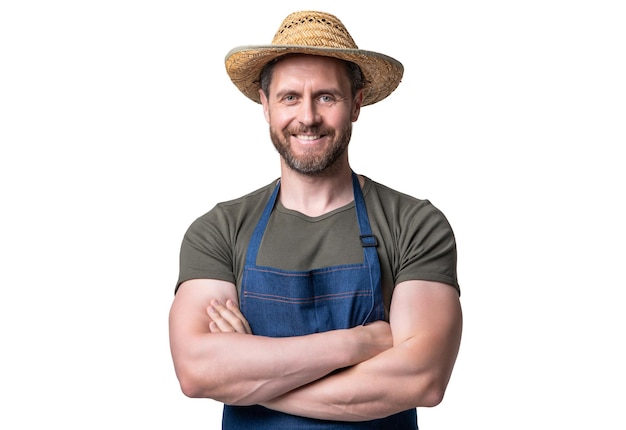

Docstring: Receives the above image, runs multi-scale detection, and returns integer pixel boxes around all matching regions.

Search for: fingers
[225,300,252,334]
[207,299,252,334]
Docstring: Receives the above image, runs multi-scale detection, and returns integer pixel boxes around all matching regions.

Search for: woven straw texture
[225,11,404,106]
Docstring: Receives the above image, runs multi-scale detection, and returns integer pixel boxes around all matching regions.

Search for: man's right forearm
[170,320,391,406]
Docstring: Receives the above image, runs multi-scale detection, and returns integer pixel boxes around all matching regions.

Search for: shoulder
[362,176,450,227]
[362,176,460,294]
[197,181,276,221]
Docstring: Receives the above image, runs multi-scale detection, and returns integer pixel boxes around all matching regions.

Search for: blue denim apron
[222,173,418,429]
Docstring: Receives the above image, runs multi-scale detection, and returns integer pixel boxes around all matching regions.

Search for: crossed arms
[168,278,462,422]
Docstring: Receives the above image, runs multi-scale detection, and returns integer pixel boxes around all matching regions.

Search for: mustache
[287,126,334,135]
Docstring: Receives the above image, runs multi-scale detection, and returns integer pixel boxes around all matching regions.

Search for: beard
[270,124,352,175]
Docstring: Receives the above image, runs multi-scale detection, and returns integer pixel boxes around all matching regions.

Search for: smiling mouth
[295,134,322,141]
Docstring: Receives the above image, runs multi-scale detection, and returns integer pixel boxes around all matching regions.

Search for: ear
[351,89,363,122]
[259,89,270,123]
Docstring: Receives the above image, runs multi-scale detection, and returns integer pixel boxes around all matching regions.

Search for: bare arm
[260,280,463,421]
[168,279,392,406]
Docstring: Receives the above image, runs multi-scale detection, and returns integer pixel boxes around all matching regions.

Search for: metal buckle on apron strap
[359,234,378,247]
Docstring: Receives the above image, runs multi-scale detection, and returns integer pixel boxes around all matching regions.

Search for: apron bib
[222,173,417,429]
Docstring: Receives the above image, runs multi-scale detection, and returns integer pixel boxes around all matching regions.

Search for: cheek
[267,108,293,129]
[331,111,356,128]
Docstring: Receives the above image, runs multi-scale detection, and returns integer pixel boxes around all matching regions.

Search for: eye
[282,94,298,105]
[319,95,335,103]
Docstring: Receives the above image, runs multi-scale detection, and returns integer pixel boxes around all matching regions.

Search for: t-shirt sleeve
[395,200,460,295]
[176,206,235,293]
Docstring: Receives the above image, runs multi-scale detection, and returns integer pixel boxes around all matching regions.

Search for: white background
[1,1,624,428]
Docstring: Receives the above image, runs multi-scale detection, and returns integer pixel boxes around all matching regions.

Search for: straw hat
[224,10,404,106]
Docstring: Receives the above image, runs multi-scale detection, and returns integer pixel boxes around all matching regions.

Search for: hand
[207,299,253,334]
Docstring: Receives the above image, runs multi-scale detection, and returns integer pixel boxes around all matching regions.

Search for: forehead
[271,55,349,83]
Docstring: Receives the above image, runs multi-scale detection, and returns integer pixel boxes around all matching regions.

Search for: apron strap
[352,172,377,247]
[244,180,280,267]
[351,172,385,322]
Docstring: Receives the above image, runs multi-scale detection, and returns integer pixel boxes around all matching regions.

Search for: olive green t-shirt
[177,176,460,317]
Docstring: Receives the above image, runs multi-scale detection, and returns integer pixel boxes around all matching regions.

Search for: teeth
[296,135,320,141]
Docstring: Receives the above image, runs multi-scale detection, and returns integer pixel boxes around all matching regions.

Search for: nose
[298,98,321,126]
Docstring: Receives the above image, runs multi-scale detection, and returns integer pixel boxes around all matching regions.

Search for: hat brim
[225,45,404,106]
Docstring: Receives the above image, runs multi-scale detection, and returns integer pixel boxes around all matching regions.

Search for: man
[169,10,462,429]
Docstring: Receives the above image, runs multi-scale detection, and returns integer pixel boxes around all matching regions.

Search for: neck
[278,163,358,217]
